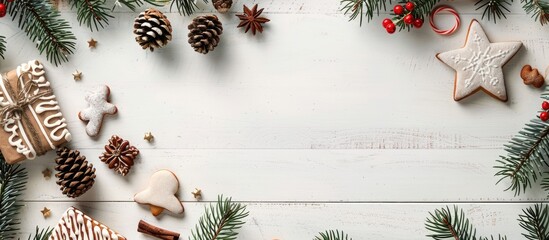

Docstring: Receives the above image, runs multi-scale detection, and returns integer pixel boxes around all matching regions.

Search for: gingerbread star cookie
[437,19,522,102]
[134,170,184,216]
[78,85,118,137]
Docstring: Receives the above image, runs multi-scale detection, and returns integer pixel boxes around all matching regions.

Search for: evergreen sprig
[519,204,549,240]
[522,0,549,25]
[28,227,53,240]
[495,88,549,196]
[314,230,353,240]
[190,195,249,240]
[6,0,76,66]
[0,36,6,59]
[340,0,391,26]
[475,0,513,22]
[425,206,507,240]
[0,155,28,239]
[170,0,209,16]
[68,0,113,31]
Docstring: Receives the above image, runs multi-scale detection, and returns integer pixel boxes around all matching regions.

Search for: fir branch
[522,0,549,25]
[0,36,5,59]
[425,206,506,240]
[190,195,249,240]
[519,204,549,240]
[6,0,76,66]
[171,0,209,16]
[340,0,392,26]
[28,227,53,240]
[0,155,28,239]
[475,0,512,22]
[113,0,170,11]
[495,90,549,196]
[314,230,352,240]
[68,0,113,31]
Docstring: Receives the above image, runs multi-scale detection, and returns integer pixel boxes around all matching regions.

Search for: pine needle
[314,230,353,240]
[425,206,506,240]
[519,204,549,240]
[6,0,76,66]
[68,0,113,31]
[0,154,28,239]
[475,0,512,22]
[28,227,53,240]
[339,0,390,26]
[522,0,549,25]
[113,0,170,11]
[190,195,249,240]
[495,87,549,196]
[0,36,5,59]
[171,0,208,16]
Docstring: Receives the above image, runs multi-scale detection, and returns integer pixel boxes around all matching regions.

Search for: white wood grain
[1,0,549,238]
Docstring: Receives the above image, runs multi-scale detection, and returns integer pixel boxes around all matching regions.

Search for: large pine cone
[55,147,96,198]
[99,135,139,176]
[188,15,223,54]
[133,8,173,51]
[213,0,232,13]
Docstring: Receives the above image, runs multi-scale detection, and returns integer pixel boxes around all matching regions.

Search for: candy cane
[429,6,461,35]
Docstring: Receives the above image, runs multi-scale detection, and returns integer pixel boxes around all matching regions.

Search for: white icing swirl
[49,208,123,240]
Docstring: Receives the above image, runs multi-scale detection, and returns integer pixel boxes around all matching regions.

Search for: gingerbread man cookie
[134,170,184,216]
[78,85,117,137]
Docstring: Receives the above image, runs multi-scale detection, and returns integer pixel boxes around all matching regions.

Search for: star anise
[100,135,140,176]
[236,4,270,35]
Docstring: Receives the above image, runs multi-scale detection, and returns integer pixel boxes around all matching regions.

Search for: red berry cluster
[541,101,549,121]
[381,1,424,34]
[0,0,13,18]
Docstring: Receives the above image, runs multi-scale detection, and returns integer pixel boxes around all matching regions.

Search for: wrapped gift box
[0,60,71,164]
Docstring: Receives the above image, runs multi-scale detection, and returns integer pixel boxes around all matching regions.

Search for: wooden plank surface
[1,0,549,238]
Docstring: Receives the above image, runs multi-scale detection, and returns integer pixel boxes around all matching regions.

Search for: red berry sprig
[540,101,549,121]
[381,1,423,34]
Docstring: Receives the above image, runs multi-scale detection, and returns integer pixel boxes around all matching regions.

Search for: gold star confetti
[40,207,51,218]
[42,168,52,179]
[192,188,202,200]
[72,70,82,81]
[88,38,98,48]
[144,132,154,142]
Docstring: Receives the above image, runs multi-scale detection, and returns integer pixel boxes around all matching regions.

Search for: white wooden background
[1,0,549,239]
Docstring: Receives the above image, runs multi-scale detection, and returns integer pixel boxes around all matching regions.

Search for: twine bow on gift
[0,72,52,155]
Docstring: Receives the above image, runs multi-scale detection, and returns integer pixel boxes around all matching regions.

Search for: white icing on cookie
[134,170,184,215]
[78,85,117,137]
[437,20,522,102]
[49,207,125,240]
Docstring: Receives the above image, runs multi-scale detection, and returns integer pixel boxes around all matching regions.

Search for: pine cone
[99,135,140,176]
[133,8,173,51]
[213,0,232,13]
[188,15,223,54]
[55,147,96,198]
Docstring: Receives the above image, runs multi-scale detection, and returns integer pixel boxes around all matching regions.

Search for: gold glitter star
[144,132,154,142]
[42,168,52,179]
[40,207,51,218]
[72,70,82,81]
[88,38,98,48]
[192,188,202,200]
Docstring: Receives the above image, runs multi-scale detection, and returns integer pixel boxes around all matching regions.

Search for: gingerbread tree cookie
[134,170,184,216]
[49,207,126,240]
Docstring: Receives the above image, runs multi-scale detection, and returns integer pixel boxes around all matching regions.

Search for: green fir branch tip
[0,36,5,59]
[314,230,353,240]
[495,87,549,196]
[28,227,53,240]
[68,0,113,31]
[113,0,170,11]
[190,195,249,240]
[519,204,549,240]
[6,0,76,66]
[0,154,28,239]
[522,0,549,25]
[340,0,391,26]
[425,206,506,240]
[171,0,209,16]
[475,0,512,22]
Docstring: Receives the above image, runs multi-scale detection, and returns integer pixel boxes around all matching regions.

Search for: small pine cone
[188,15,223,54]
[55,147,96,198]
[213,0,233,13]
[99,135,140,176]
[133,8,173,51]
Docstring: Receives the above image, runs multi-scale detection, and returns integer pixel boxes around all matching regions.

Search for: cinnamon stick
[137,220,180,240]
